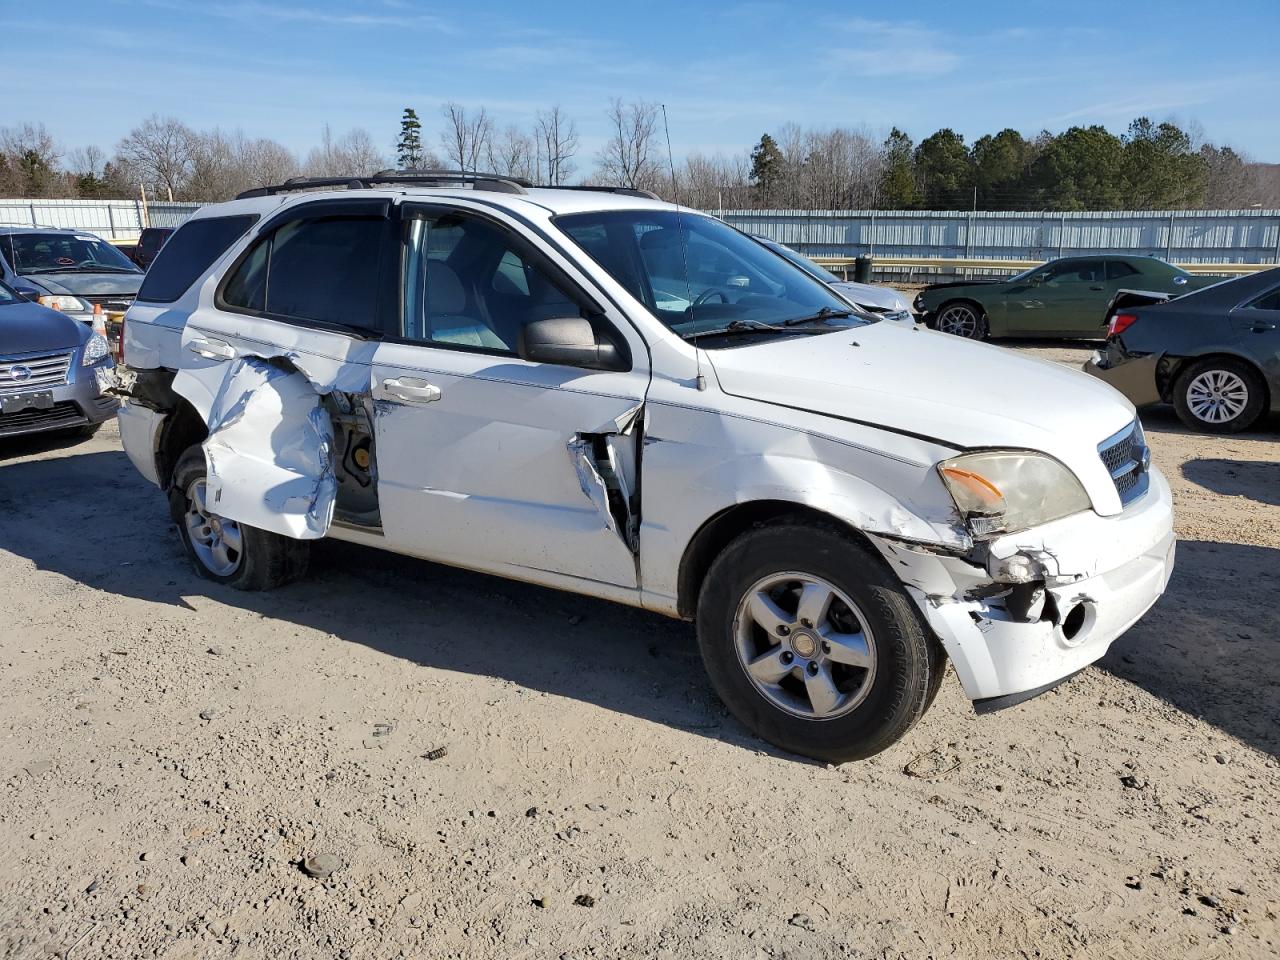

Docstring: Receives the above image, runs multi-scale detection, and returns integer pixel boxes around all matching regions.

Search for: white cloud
[822,18,961,77]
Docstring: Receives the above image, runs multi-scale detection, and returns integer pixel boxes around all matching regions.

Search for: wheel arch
[933,297,989,334]
[675,500,883,620]
[1161,351,1271,409]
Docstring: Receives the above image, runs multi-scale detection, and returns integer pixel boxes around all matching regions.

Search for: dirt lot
[1,340,1277,960]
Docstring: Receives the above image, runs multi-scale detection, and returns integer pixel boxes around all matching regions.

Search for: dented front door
[370,343,647,587]
[368,201,650,589]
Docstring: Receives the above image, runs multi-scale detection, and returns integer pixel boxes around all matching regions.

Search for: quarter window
[400,210,585,353]
[1246,287,1280,311]
[221,215,385,329]
[137,216,257,303]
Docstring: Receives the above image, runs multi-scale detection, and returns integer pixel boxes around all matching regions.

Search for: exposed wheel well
[157,397,207,491]
[675,500,875,620]
[1160,353,1271,408]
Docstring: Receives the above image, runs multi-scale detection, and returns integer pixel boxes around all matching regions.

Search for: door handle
[1251,323,1276,332]
[188,337,236,360]
[383,377,441,403]
[1089,285,1105,291]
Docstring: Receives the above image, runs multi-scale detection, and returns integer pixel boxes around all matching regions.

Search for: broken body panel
[118,188,1176,712]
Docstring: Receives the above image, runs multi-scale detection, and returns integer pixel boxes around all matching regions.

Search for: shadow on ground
[2,442,1277,759]
[1181,458,1280,507]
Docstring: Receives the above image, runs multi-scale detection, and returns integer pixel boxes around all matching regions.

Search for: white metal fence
[4,200,1280,265]
[720,208,1280,265]
[0,199,203,241]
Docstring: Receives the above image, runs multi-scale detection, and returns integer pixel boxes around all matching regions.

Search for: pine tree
[397,108,424,169]
[749,133,785,204]
[879,128,919,209]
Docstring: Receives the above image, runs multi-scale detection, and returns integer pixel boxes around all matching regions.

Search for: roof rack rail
[545,185,664,201]
[236,169,531,200]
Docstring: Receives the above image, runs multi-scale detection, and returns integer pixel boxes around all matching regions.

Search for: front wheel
[1172,358,1266,434]
[696,521,945,763]
[168,446,310,590]
[934,301,988,340]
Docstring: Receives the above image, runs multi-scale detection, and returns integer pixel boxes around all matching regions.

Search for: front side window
[1246,286,1280,311]
[3,232,140,276]
[1043,259,1105,284]
[557,211,862,344]
[221,216,384,329]
[400,210,585,353]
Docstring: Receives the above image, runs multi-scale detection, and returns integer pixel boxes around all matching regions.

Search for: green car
[914,255,1221,340]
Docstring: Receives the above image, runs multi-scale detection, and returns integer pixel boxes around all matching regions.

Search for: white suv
[116,172,1175,762]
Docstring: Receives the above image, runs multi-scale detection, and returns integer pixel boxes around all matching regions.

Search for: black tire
[933,300,988,340]
[1171,358,1266,434]
[696,520,946,763]
[168,446,310,590]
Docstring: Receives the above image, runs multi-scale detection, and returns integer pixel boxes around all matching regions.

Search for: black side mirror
[518,316,625,371]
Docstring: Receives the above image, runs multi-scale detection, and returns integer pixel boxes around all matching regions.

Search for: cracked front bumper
[873,467,1175,706]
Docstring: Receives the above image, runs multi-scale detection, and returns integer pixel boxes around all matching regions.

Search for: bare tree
[486,125,535,181]
[440,103,493,173]
[306,125,390,177]
[185,129,299,200]
[67,145,105,179]
[0,122,69,196]
[117,115,196,198]
[534,106,578,185]
[677,152,751,210]
[595,99,663,192]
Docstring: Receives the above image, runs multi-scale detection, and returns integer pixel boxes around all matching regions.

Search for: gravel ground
[1,341,1277,960]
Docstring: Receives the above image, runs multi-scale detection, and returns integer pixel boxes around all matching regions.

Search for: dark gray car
[0,279,119,440]
[1085,267,1280,433]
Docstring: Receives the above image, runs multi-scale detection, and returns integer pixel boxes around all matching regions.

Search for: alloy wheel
[936,304,980,338]
[733,572,877,720]
[1186,369,1249,424]
[184,478,244,576]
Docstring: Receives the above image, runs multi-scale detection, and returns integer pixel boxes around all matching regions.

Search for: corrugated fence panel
[3,201,1279,262]
[0,199,204,240]
[722,209,1280,264]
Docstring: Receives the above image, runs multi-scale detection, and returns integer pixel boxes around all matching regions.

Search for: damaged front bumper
[870,467,1175,709]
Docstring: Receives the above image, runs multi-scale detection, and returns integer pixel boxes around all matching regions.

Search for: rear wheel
[934,301,988,340]
[696,520,945,763]
[169,446,309,590]
[1172,358,1266,434]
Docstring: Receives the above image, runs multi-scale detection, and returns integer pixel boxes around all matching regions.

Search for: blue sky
[10,0,1280,164]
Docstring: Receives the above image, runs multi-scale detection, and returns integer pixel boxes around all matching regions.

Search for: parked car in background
[115,172,1174,763]
[1085,267,1280,433]
[0,227,144,356]
[132,227,175,270]
[754,237,915,325]
[0,278,119,440]
[915,255,1221,340]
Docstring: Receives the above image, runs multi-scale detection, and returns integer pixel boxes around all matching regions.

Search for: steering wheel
[692,288,729,308]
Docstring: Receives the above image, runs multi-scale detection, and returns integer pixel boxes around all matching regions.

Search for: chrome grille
[1098,420,1150,506]
[0,351,73,392]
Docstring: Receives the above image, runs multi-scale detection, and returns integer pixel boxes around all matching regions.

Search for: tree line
[2,105,1277,211]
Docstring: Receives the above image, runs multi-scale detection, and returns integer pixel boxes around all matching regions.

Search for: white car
[754,236,915,325]
[115,173,1175,763]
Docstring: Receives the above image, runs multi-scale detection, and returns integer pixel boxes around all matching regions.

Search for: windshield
[4,233,141,275]
[759,238,842,284]
[556,210,865,342]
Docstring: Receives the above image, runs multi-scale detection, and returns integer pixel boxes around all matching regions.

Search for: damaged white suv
[116,172,1175,762]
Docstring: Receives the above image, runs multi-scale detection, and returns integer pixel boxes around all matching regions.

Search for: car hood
[707,323,1136,509]
[828,280,909,312]
[21,272,142,297]
[0,300,88,353]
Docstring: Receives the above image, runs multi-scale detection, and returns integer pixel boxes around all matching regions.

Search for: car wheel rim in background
[937,305,979,337]
[1187,370,1249,424]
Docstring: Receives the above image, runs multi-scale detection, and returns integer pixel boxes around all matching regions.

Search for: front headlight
[81,333,110,366]
[38,294,90,313]
[938,450,1091,538]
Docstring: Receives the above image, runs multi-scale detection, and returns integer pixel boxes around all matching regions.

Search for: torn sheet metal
[566,401,644,551]
[200,357,336,539]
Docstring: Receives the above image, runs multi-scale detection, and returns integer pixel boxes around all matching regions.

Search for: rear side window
[1106,261,1139,280]
[137,216,258,303]
[220,216,384,329]
[1246,286,1280,311]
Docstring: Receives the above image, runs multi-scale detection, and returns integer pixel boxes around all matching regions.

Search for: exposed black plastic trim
[972,668,1085,715]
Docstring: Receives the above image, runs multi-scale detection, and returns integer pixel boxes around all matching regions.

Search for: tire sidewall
[1173,359,1265,434]
[696,523,938,763]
